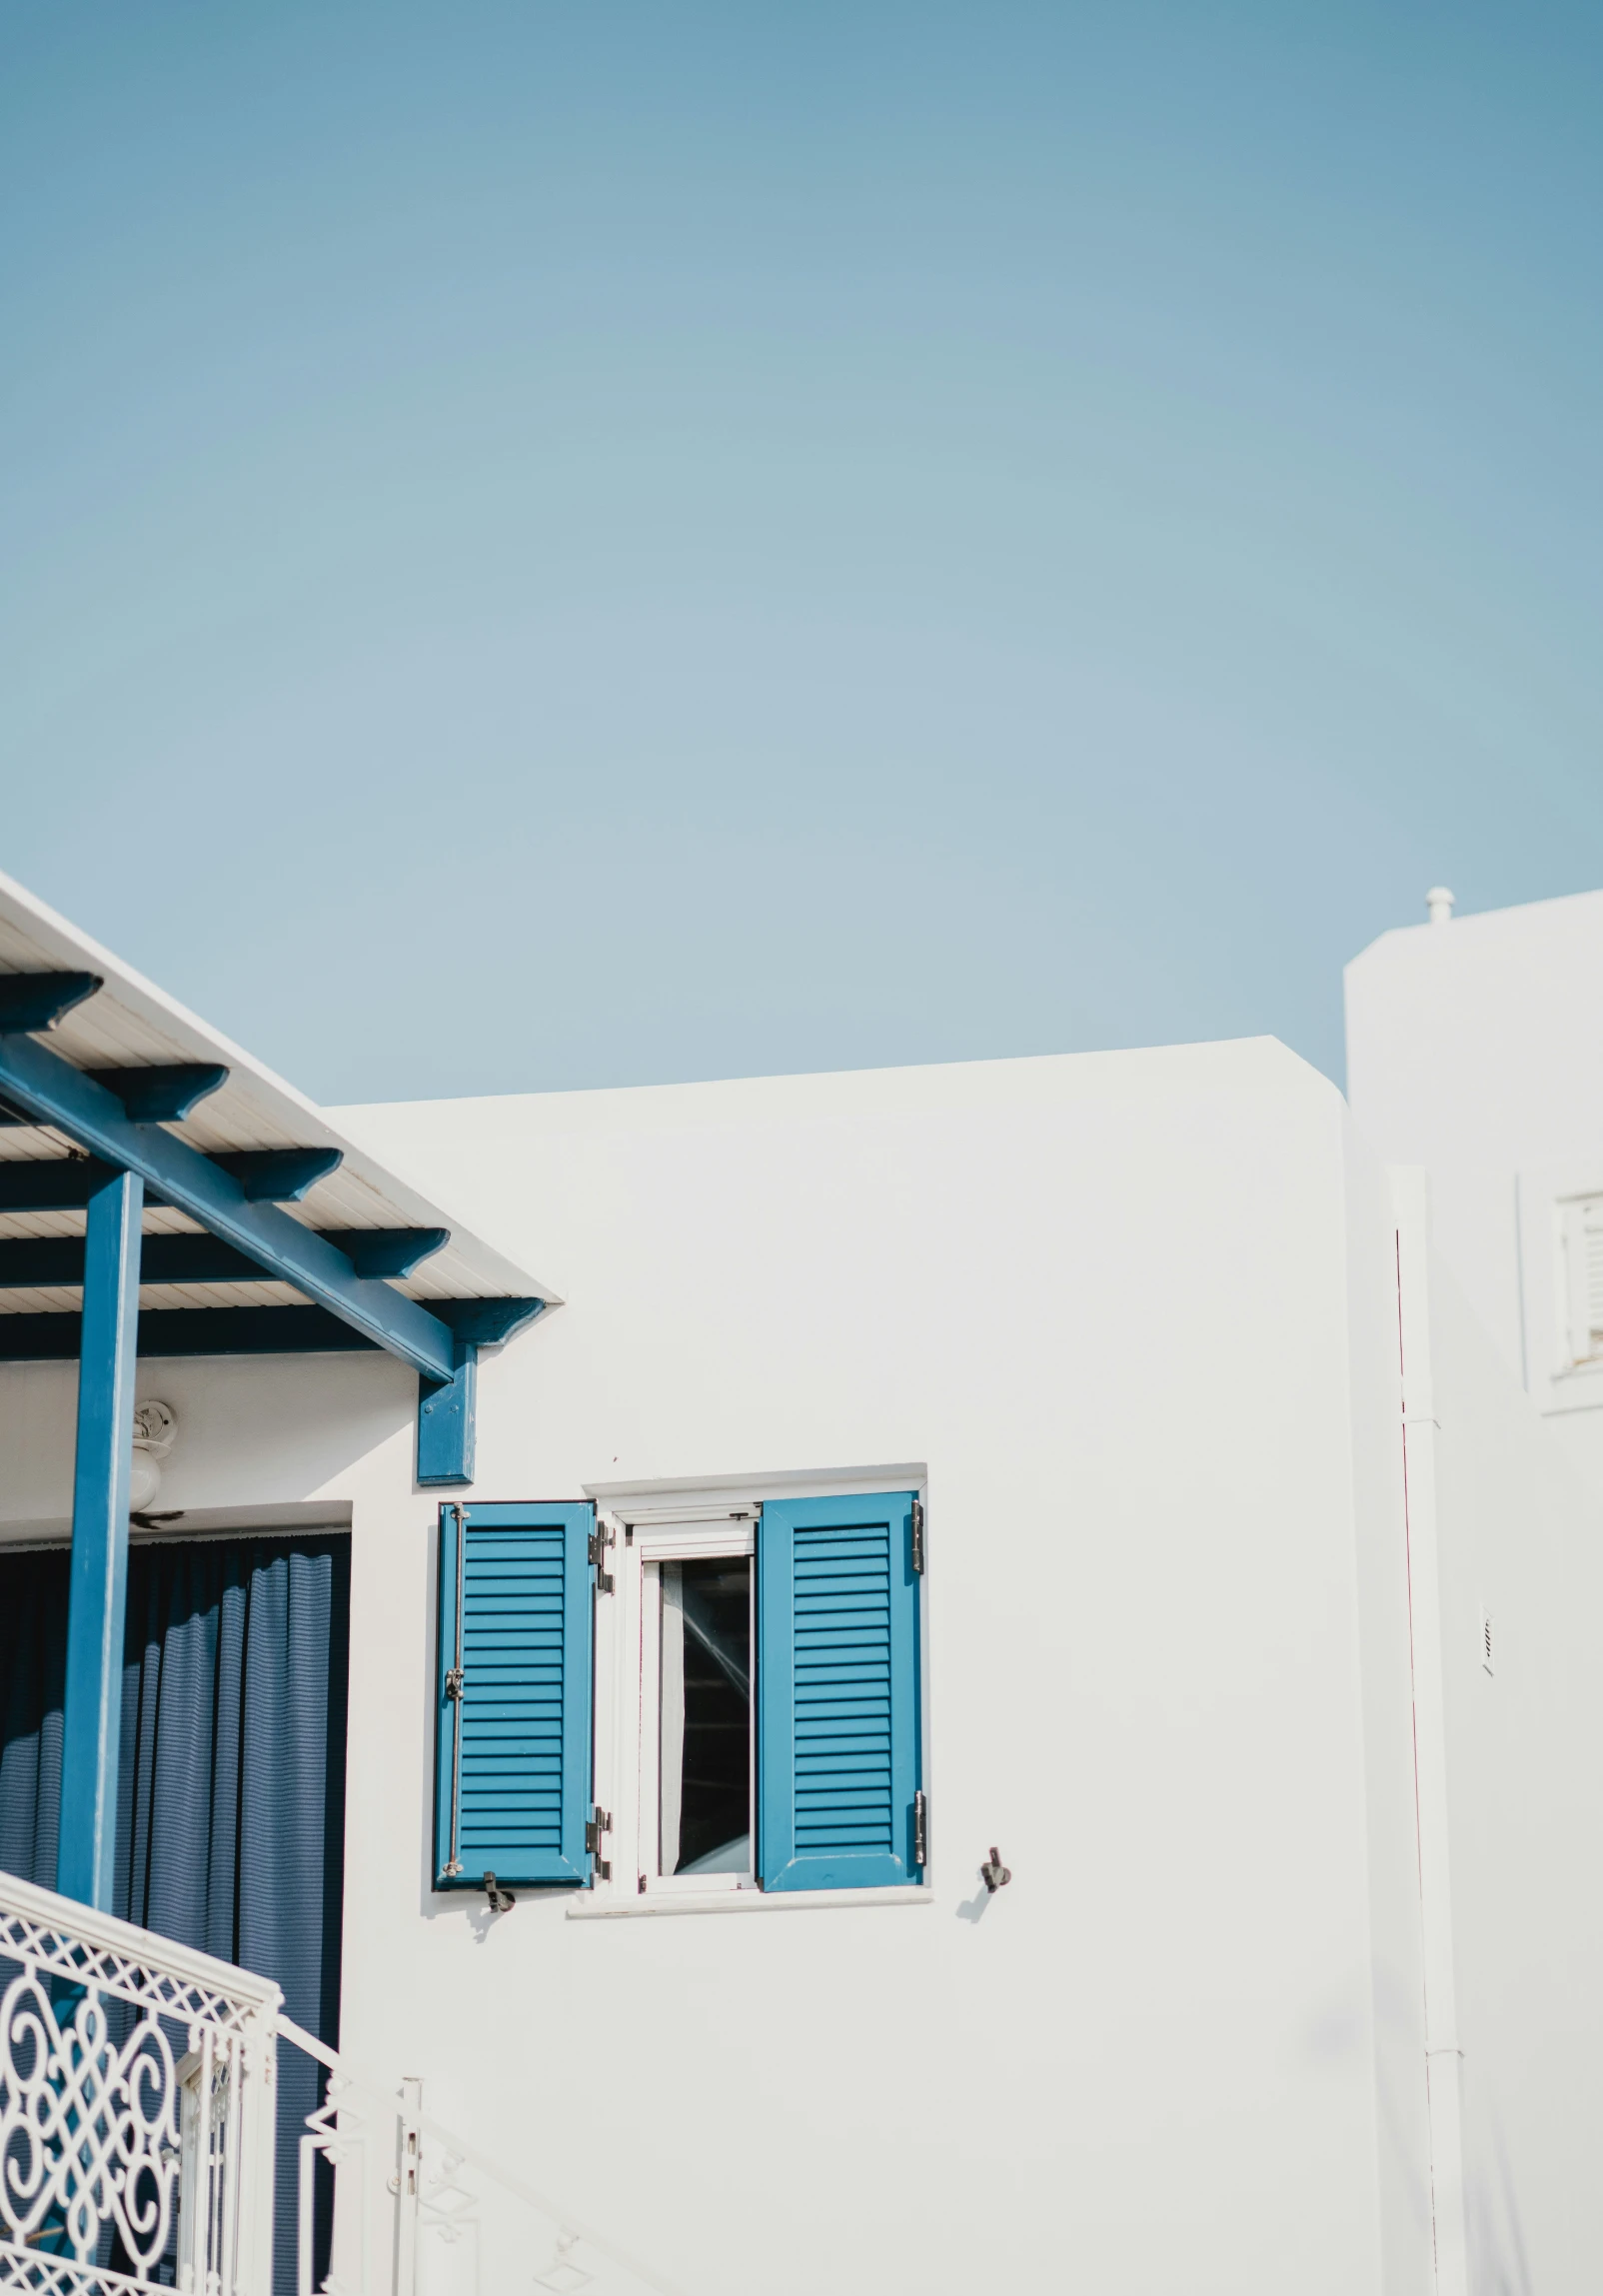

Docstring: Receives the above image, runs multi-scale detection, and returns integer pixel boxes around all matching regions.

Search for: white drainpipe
[1392,1168,1469,2296]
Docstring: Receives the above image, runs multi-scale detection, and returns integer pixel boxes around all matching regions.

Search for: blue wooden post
[417,1339,479,1487]
[57,1164,143,1909]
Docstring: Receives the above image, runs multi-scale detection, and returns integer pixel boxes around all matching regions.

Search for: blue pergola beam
[0,1032,461,1381]
[57,1165,142,1910]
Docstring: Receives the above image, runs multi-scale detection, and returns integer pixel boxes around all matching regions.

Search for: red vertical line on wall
[1396,1223,1439,2292]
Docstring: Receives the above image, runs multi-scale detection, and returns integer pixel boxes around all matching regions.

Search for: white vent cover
[1558,1195,1603,1367]
[1479,1606,1494,1678]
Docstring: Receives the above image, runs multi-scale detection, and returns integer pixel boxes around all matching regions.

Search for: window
[433,1487,925,1902]
[634,1520,756,1893]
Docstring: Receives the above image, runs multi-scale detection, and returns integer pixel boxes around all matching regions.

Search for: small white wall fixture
[129,1398,178,1510]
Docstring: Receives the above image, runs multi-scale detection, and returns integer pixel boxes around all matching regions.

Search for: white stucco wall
[0,1040,1427,2295]
[1345,887,1603,1495]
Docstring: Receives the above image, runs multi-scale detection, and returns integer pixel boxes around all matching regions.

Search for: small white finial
[1426,886,1455,927]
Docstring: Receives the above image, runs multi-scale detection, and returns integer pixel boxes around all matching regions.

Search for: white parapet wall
[1410,1213,1603,2293]
[1346,884,1603,1496]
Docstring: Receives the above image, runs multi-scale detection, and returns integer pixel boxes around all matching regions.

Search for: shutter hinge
[910,1497,925,1575]
[444,1667,464,1700]
[912,1789,927,1869]
[586,1810,612,1880]
[589,1522,615,1593]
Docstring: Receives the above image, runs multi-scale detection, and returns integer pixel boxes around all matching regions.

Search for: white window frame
[578,1467,935,1919]
[633,1514,758,1902]
[1517,1161,1603,1414]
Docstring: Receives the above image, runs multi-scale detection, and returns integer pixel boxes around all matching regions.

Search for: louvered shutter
[435,1501,594,1888]
[757,1491,922,1891]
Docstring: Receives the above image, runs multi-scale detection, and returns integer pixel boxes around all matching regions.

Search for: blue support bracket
[57,1164,143,1910]
[0,1063,229,1126]
[210,1148,344,1201]
[89,1064,230,1122]
[0,972,102,1032]
[434,1298,546,1346]
[418,1341,479,1487]
[326,1227,450,1278]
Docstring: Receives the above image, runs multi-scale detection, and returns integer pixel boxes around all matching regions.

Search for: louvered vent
[460,1519,568,1863]
[1480,1605,1494,1677]
[1557,1195,1603,1368]
[1586,1201,1603,1353]
[793,1519,894,1859]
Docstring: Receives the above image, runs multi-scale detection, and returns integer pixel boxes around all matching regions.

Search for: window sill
[568,1884,935,1920]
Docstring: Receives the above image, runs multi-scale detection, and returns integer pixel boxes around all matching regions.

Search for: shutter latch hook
[980,1847,1011,1893]
[484,1871,516,1915]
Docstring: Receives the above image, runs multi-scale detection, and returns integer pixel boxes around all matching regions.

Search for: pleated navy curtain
[0,1533,350,2294]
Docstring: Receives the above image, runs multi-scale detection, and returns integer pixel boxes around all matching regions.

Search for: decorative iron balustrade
[0,1872,680,2296]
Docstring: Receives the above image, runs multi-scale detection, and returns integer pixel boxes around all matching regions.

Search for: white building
[1,869,1600,2296]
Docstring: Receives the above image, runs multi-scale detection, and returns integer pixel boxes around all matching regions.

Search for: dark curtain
[0,1533,350,2294]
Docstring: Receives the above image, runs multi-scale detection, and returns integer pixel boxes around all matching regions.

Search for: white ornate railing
[0,1873,681,2296]
[0,1871,277,2296]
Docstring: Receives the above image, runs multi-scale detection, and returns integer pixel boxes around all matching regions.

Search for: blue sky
[3,4,1601,1102]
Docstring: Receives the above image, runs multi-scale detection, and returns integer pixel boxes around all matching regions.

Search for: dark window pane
[660,1558,751,1876]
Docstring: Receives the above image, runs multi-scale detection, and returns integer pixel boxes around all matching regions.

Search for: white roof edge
[341,1030,1305,1121]
[0,870,560,1306]
[1346,883,1603,973]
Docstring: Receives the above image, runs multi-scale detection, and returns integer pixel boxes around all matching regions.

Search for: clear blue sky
[4,4,1600,1103]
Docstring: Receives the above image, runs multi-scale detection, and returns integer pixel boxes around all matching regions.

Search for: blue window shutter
[758,1491,922,1891]
[435,1501,594,1888]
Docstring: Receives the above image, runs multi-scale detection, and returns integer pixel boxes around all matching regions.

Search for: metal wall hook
[484,1871,516,1914]
[979,1847,1011,1892]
